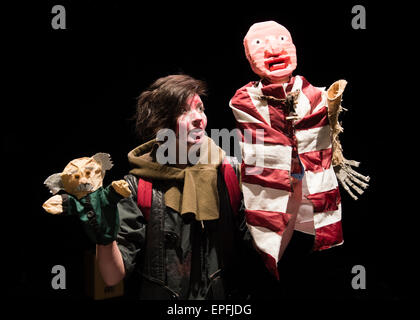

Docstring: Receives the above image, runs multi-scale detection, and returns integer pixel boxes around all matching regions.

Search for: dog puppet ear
[92,152,114,173]
[44,173,63,194]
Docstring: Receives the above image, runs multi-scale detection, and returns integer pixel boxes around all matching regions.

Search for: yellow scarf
[127,136,225,221]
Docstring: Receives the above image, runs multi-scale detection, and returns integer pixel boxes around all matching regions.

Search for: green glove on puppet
[42,153,131,245]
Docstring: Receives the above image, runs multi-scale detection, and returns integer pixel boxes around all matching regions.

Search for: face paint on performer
[244,21,297,83]
[176,94,207,146]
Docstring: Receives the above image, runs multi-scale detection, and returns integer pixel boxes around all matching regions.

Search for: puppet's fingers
[345,166,370,183]
[347,171,369,190]
[112,180,132,198]
[344,159,360,167]
[42,194,63,214]
[344,177,364,195]
[343,182,359,200]
[337,175,358,200]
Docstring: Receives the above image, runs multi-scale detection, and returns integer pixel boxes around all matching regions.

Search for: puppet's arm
[327,80,370,200]
[42,180,131,214]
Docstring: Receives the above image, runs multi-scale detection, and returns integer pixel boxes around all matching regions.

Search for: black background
[2,0,415,310]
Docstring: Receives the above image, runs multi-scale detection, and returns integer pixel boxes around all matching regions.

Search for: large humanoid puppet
[230,21,370,279]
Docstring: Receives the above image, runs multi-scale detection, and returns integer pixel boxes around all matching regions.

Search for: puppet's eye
[95,169,101,174]
[85,171,91,176]
[253,39,261,45]
[74,174,80,179]
[279,35,288,41]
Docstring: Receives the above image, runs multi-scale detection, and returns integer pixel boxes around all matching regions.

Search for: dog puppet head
[44,153,113,199]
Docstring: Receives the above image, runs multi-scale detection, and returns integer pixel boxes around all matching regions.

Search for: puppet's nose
[265,36,283,55]
[80,177,88,184]
[265,47,287,59]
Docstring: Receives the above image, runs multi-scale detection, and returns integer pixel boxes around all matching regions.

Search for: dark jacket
[116,157,257,300]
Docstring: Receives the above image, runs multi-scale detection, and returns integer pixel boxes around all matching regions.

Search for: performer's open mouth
[189,129,205,142]
[265,56,290,71]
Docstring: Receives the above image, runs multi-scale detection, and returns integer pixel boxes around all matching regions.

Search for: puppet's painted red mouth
[265,56,290,71]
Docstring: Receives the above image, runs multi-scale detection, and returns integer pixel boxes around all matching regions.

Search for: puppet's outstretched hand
[111,180,131,198]
[334,160,370,200]
[327,79,370,200]
[43,195,64,214]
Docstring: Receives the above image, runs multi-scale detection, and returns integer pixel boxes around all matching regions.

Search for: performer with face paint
[43,74,263,300]
[101,75,256,299]
[230,21,369,280]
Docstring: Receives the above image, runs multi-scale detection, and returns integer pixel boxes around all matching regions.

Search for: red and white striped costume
[230,75,343,279]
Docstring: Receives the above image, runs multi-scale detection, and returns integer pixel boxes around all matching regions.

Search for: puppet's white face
[61,157,103,199]
[176,94,207,146]
[244,21,297,83]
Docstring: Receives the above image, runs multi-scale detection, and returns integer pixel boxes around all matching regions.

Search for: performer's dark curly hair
[134,74,207,143]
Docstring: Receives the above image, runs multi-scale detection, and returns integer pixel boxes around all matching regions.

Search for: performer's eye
[197,103,205,112]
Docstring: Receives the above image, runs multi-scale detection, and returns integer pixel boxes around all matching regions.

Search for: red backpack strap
[221,157,241,215]
[137,178,152,222]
